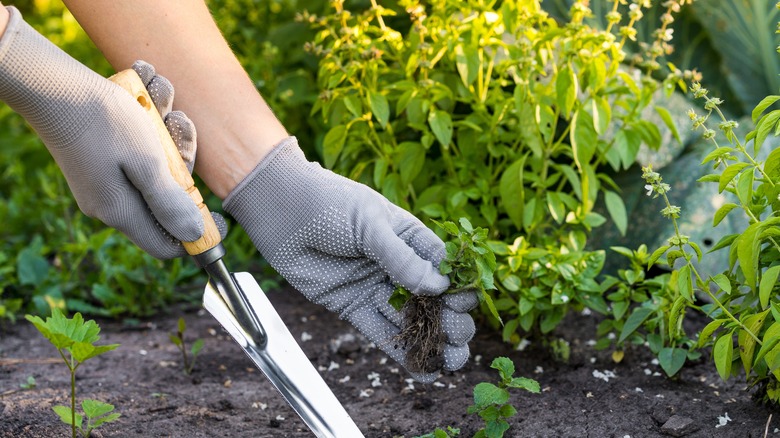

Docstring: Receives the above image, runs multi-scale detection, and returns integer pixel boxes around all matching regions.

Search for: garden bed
[0,286,776,437]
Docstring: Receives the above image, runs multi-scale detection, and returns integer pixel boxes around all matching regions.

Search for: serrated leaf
[490,357,515,381]
[507,377,540,393]
[82,399,115,419]
[473,382,509,408]
[388,287,411,311]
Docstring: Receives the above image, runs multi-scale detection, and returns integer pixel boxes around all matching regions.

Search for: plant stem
[70,362,77,438]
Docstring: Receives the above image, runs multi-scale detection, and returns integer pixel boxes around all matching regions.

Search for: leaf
[507,377,541,393]
[556,65,577,117]
[396,142,426,186]
[490,357,515,382]
[322,124,348,168]
[648,245,671,268]
[91,412,121,428]
[697,319,725,348]
[368,91,390,128]
[592,96,611,135]
[473,382,509,409]
[546,192,566,224]
[714,333,734,381]
[82,399,115,419]
[177,317,186,334]
[53,405,83,428]
[618,307,653,343]
[429,110,453,147]
[169,333,182,347]
[655,106,681,144]
[191,338,204,357]
[459,217,474,234]
[570,110,597,170]
[455,44,479,87]
[604,191,627,236]
[388,286,411,311]
[677,264,693,303]
[756,322,780,364]
[713,203,738,227]
[738,310,770,375]
[760,265,780,309]
[658,347,687,377]
[485,419,511,438]
[755,109,780,150]
[712,273,732,295]
[718,163,749,193]
[16,245,50,287]
[753,96,780,123]
[500,158,526,230]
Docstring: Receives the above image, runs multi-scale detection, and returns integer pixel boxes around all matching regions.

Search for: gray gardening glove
[224,137,479,383]
[0,7,202,259]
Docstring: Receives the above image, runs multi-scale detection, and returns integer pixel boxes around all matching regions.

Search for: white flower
[645,184,654,196]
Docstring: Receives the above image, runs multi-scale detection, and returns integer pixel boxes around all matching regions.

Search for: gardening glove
[223,136,480,383]
[0,7,202,259]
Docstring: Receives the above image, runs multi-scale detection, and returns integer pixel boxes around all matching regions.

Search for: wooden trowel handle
[109,69,222,256]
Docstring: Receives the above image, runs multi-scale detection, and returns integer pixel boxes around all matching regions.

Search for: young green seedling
[389,218,499,373]
[25,309,120,438]
[19,375,36,389]
[468,357,540,438]
[169,317,204,375]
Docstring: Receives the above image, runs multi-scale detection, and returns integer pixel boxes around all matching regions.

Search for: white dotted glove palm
[223,137,478,382]
[0,7,203,259]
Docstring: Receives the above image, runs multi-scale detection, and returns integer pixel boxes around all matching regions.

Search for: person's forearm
[62,0,288,198]
[0,5,9,35]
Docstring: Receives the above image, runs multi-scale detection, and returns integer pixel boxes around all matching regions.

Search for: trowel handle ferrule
[109,69,223,256]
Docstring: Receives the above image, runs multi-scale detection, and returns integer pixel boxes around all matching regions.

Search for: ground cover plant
[24,310,120,437]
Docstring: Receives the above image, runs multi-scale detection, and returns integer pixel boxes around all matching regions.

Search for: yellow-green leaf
[760,265,780,309]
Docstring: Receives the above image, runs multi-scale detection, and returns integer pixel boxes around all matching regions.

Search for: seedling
[468,357,540,438]
[25,309,120,438]
[414,426,461,438]
[19,375,36,389]
[169,317,204,375]
[389,218,498,373]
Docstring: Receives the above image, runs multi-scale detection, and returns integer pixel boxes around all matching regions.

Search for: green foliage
[169,317,205,375]
[642,73,780,403]
[25,310,120,437]
[413,426,461,438]
[309,0,682,339]
[467,357,540,438]
[20,375,36,390]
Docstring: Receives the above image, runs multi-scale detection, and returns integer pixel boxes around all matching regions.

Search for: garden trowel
[109,69,364,438]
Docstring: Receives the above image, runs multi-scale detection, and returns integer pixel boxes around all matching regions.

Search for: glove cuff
[223,136,325,255]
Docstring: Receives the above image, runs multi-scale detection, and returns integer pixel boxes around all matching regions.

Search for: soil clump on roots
[395,295,446,373]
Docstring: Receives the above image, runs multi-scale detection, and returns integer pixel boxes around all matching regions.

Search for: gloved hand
[0,7,202,259]
[223,137,479,382]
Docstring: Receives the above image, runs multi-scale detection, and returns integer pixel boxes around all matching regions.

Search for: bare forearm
[62,0,288,198]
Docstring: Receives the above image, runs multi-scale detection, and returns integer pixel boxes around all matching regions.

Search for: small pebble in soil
[339,375,351,383]
[269,419,281,428]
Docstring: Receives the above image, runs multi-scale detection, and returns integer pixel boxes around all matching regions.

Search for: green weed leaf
[82,399,115,419]
[713,203,738,227]
[752,95,780,123]
[490,357,514,382]
[53,405,82,428]
[473,382,509,409]
[658,347,687,377]
[368,91,390,128]
[323,124,348,168]
[507,377,541,393]
[604,191,627,236]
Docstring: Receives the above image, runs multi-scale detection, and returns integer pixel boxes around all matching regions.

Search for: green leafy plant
[468,357,540,438]
[20,375,36,390]
[169,317,205,375]
[413,426,461,438]
[390,218,496,373]
[309,0,685,343]
[25,310,120,437]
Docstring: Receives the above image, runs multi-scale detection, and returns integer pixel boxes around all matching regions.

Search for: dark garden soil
[1,286,778,438]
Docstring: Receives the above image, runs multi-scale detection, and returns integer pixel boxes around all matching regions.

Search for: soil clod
[395,295,446,374]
